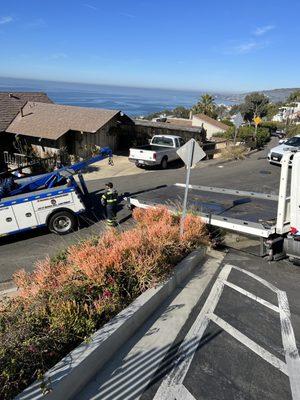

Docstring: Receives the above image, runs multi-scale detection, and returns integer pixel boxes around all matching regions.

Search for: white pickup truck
[129,135,185,168]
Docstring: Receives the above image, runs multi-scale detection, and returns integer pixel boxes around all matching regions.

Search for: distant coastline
[0,76,237,117]
[1,76,297,116]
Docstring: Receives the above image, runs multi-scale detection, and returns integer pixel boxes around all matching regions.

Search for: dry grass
[220,145,247,160]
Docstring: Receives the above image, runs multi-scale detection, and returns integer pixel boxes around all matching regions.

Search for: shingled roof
[6,102,121,140]
[0,92,53,132]
[193,113,229,131]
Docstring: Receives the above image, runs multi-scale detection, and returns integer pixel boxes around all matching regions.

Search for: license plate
[273,157,279,161]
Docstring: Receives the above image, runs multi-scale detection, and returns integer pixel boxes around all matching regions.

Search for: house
[6,102,133,158]
[0,92,53,164]
[133,119,206,145]
[192,114,229,139]
[272,102,300,123]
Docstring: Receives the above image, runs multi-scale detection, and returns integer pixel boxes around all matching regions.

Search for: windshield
[285,137,300,147]
[151,136,174,146]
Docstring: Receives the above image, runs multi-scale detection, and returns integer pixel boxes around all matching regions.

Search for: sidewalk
[75,250,224,400]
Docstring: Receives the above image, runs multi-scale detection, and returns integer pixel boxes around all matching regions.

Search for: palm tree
[192,94,217,118]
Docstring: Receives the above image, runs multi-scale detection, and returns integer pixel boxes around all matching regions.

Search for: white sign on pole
[233,112,243,128]
[177,139,206,167]
[177,139,206,236]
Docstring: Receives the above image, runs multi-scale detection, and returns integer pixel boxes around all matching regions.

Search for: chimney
[189,110,193,120]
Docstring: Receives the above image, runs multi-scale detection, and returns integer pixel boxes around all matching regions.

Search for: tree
[229,104,242,116]
[215,104,228,119]
[240,92,269,123]
[192,93,217,119]
[172,106,190,119]
[266,102,282,120]
[287,90,300,103]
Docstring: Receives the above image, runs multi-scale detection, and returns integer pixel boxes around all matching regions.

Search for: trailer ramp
[129,184,279,238]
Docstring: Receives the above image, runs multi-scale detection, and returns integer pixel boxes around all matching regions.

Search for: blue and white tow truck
[0,148,112,236]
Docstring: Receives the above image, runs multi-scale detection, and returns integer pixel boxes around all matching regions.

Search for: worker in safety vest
[101,182,118,226]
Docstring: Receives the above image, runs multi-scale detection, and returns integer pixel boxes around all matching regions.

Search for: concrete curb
[17,247,206,400]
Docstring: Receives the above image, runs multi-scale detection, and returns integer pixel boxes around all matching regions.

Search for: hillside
[216,88,300,104]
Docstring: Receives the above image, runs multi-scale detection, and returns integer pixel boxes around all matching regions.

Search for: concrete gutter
[17,246,206,400]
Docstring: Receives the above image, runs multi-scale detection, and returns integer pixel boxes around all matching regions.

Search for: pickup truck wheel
[48,211,77,235]
[161,157,168,169]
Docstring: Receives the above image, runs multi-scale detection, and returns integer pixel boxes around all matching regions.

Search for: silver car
[268,135,300,165]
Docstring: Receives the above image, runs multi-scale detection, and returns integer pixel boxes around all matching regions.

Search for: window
[179,138,185,147]
[152,136,174,146]
[285,137,300,147]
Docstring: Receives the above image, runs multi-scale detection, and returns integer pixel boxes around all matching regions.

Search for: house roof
[134,119,204,133]
[0,92,53,132]
[165,117,193,128]
[193,113,229,131]
[6,102,121,140]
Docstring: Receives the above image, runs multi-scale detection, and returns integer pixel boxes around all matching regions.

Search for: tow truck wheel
[161,157,168,169]
[48,211,77,235]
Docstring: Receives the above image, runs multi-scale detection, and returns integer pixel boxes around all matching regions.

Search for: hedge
[0,208,208,399]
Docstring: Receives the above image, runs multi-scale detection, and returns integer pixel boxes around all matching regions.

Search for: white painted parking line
[153,264,233,400]
[171,384,196,400]
[153,264,300,400]
[278,290,300,400]
[209,313,288,375]
[224,280,280,313]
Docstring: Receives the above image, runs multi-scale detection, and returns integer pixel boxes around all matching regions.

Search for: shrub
[220,145,247,160]
[0,208,208,399]
[217,125,270,149]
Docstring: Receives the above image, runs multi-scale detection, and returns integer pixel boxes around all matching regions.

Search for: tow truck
[0,148,112,236]
[127,151,300,263]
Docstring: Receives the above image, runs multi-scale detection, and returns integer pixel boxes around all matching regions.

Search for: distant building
[192,113,229,139]
[272,102,300,123]
[6,102,133,158]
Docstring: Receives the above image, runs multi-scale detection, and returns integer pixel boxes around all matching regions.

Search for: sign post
[232,112,243,144]
[253,116,262,146]
[177,139,206,237]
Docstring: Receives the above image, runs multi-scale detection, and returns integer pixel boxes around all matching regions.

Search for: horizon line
[0,75,299,95]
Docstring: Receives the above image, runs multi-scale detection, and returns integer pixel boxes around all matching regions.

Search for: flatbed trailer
[129,184,278,238]
[128,151,300,261]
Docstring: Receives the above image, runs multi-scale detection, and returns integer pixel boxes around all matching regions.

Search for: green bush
[286,124,300,137]
[260,121,285,133]
[215,125,270,148]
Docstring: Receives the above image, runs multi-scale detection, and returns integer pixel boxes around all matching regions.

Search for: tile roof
[6,102,121,140]
[0,92,53,132]
[193,113,229,131]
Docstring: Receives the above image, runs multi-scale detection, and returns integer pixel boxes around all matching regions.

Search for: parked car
[271,130,285,139]
[129,135,185,168]
[268,135,300,165]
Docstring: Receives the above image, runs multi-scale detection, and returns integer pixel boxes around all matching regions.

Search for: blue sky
[0,0,299,92]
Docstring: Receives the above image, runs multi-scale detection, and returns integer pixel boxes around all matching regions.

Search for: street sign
[233,112,243,128]
[254,116,262,125]
[177,139,206,167]
[177,139,206,236]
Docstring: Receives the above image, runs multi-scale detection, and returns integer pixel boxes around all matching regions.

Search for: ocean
[0,77,236,117]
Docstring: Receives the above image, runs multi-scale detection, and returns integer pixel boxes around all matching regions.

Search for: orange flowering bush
[0,207,208,399]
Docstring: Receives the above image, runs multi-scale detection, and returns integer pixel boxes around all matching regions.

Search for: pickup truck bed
[128,184,279,238]
[132,145,173,152]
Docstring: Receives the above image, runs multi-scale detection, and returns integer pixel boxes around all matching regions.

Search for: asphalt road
[141,248,300,400]
[0,141,281,283]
